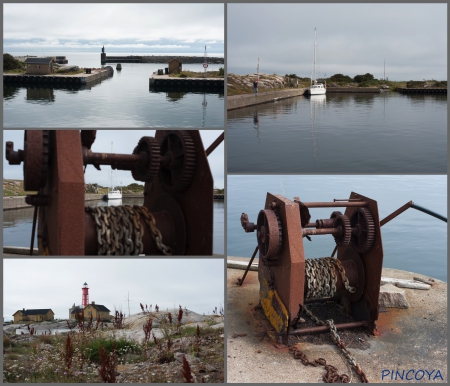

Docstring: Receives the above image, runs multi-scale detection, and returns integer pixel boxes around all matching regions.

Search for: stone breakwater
[105,55,224,64]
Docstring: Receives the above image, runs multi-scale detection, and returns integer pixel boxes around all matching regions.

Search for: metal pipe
[303,201,368,208]
[289,321,368,335]
[380,201,447,226]
[303,228,341,236]
[412,203,447,223]
[237,245,259,286]
[205,132,224,156]
[82,147,147,170]
[380,201,413,226]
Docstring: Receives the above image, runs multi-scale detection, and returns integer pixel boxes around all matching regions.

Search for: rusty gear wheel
[23,130,49,191]
[158,131,196,192]
[350,208,376,253]
[257,209,282,260]
[330,211,351,247]
[131,137,161,182]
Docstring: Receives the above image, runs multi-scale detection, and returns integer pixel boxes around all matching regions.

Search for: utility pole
[124,291,133,316]
[384,59,385,81]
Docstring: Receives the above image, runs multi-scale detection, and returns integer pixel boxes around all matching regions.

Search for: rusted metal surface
[25,194,50,206]
[241,192,383,343]
[258,194,305,343]
[340,192,383,334]
[240,213,257,233]
[5,141,24,164]
[6,129,214,256]
[39,130,86,255]
[303,201,368,208]
[289,320,368,335]
[148,130,213,255]
[237,245,259,286]
[205,131,224,156]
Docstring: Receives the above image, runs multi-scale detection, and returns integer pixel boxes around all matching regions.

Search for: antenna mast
[124,291,133,316]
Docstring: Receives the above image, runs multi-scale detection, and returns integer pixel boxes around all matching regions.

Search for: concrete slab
[227,259,447,383]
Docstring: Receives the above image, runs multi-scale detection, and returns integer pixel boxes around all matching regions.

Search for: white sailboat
[106,142,122,200]
[306,28,326,95]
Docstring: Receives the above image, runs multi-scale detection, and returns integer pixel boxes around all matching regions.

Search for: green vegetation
[3,307,224,383]
[54,68,84,75]
[169,70,224,78]
[3,53,25,72]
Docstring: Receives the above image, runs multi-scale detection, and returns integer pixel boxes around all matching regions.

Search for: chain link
[303,306,369,383]
[305,258,355,299]
[289,346,350,383]
[133,205,173,256]
[85,205,172,256]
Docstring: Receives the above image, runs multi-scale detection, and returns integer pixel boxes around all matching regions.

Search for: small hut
[168,59,182,74]
[24,58,53,75]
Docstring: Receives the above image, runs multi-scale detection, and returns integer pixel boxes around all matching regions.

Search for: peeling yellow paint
[260,274,289,334]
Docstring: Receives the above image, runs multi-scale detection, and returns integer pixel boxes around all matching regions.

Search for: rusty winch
[5,130,223,256]
[240,192,384,344]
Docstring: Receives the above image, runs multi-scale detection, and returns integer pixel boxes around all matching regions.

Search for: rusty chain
[305,258,355,299]
[303,306,369,383]
[132,205,173,256]
[289,346,350,383]
[85,205,172,256]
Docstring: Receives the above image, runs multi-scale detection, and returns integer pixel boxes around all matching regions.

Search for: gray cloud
[4,4,224,53]
[228,3,446,80]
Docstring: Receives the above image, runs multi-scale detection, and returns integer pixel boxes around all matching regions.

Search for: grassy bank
[3,180,145,197]
[228,73,447,96]
[169,68,224,78]
[3,308,224,383]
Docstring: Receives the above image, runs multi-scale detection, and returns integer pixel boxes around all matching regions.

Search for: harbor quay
[3,68,111,86]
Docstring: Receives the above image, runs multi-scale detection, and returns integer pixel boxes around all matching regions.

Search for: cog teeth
[350,208,376,253]
[158,131,196,193]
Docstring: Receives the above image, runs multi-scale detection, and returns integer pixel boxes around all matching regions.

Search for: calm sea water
[4,52,224,128]
[227,175,447,281]
[3,197,224,255]
[227,92,447,173]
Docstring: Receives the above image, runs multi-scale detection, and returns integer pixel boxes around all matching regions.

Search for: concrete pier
[227,257,447,383]
[228,88,307,110]
[3,69,111,86]
[397,88,447,94]
[149,73,224,91]
[3,194,105,211]
[326,87,381,93]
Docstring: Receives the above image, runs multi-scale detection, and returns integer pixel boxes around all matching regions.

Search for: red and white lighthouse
[82,282,89,307]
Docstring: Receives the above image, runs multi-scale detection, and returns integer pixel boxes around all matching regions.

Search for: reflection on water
[4,198,225,254]
[27,88,55,103]
[4,52,225,128]
[307,94,326,161]
[228,92,447,173]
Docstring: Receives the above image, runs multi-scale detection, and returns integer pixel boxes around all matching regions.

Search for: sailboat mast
[313,28,317,84]
[257,58,260,81]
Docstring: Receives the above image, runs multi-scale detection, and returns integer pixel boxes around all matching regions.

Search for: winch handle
[380,201,447,226]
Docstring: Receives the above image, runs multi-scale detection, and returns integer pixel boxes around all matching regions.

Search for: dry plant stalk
[182,355,193,383]
[98,342,118,383]
[64,334,74,369]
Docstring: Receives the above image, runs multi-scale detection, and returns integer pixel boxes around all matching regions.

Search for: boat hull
[107,191,122,200]
[306,87,326,95]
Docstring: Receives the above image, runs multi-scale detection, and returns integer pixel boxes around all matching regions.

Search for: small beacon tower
[101,46,106,64]
[82,282,89,307]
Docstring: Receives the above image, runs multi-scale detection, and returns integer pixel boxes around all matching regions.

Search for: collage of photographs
[2,2,447,384]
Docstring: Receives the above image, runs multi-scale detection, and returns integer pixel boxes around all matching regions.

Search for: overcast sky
[228,3,447,81]
[3,130,224,189]
[3,259,224,320]
[4,3,224,54]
